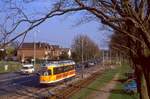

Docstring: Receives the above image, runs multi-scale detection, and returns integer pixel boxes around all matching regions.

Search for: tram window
[53,65,75,74]
[67,66,71,71]
[44,72,48,76]
[70,66,73,70]
[64,66,69,72]
[48,70,51,75]
[72,65,75,69]
[68,65,74,70]
[53,67,64,74]
[41,70,51,76]
[64,65,75,72]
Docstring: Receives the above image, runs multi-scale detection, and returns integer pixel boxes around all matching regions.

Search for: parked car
[20,64,35,74]
[124,79,137,94]
[88,62,95,66]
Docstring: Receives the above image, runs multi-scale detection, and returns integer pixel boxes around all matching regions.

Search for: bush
[0,61,21,73]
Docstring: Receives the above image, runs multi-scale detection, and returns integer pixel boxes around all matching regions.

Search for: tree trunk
[141,72,149,99]
[144,72,150,98]
[134,66,142,99]
[140,57,150,98]
[143,66,150,98]
[134,63,149,99]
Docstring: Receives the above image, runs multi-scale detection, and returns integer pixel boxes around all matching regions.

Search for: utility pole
[102,50,105,67]
[119,52,122,65]
[81,38,84,79]
[110,50,111,63]
[107,50,109,61]
[33,31,36,67]
[116,51,119,64]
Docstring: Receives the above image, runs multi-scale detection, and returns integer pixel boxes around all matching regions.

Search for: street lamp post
[81,38,84,79]
[110,50,112,64]
[33,31,36,67]
[102,50,105,67]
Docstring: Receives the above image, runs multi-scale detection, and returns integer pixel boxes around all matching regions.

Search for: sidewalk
[87,74,119,99]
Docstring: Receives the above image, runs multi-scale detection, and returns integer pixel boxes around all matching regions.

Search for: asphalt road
[0,72,47,98]
[0,64,102,98]
[0,71,76,98]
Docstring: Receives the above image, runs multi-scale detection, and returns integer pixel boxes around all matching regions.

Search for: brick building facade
[17,42,61,62]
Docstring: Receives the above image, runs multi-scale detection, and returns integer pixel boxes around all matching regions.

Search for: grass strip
[0,61,21,73]
[71,66,121,99]
[108,64,139,99]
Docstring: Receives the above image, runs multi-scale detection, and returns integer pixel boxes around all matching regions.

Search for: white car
[21,64,35,74]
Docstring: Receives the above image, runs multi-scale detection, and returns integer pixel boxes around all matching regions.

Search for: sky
[25,16,111,49]
[0,0,112,49]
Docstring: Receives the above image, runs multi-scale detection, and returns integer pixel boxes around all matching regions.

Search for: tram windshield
[41,70,51,76]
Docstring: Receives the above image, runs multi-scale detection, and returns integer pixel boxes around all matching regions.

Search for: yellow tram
[39,60,76,84]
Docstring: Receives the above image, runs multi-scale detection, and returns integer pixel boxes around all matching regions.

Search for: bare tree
[72,34,100,62]
[1,0,150,98]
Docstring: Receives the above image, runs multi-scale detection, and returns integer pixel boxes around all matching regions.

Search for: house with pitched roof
[17,42,61,62]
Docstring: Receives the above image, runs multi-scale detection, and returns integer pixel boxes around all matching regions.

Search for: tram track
[49,65,106,99]
[15,64,104,99]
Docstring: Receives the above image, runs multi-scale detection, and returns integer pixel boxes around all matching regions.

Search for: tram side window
[69,65,74,70]
[64,65,75,72]
[64,66,70,72]
[53,67,64,74]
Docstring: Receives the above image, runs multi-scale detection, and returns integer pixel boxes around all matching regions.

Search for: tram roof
[42,60,75,67]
